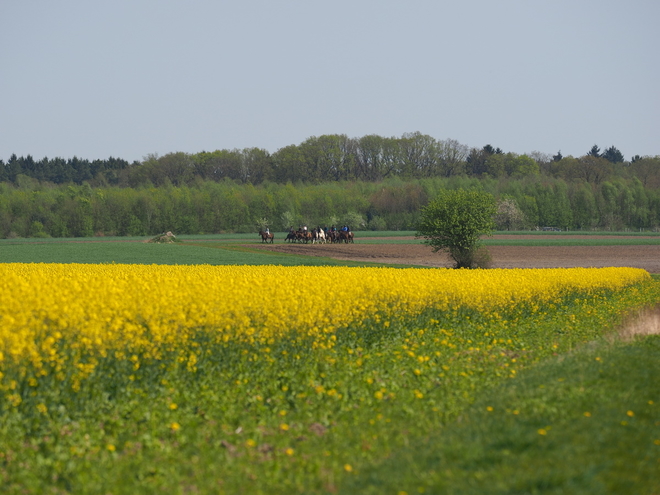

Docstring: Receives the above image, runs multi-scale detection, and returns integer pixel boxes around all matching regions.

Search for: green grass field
[0,235,380,266]
[1,230,659,265]
[341,333,660,494]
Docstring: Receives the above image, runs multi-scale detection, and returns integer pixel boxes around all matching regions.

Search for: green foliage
[1,136,657,192]
[341,335,660,494]
[495,197,527,230]
[3,172,660,239]
[603,145,625,163]
[416,189,497,268]
[0,236,435,266]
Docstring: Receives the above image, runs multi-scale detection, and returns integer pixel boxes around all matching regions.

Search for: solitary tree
[416,189,497,268]
[495,197,526,230]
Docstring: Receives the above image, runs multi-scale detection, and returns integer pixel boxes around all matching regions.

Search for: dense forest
[2,133,659,238]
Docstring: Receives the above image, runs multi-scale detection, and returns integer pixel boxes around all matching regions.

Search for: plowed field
[251,235,660,272]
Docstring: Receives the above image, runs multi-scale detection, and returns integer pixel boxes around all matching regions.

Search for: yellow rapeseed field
[0,264,648,394]
[0,263,657,493]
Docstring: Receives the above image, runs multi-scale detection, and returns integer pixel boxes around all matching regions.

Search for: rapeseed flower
[0,264,648,403]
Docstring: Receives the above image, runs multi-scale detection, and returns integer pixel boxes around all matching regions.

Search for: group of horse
[258,228,354,244]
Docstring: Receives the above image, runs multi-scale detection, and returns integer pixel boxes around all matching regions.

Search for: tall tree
[602,145,624,163]
[238,147,271,184]
[465,148,489,176]
[587,144,601,158]
[6,154,21,183]
[576,155,612,184]
[271,145,308,183]
[299,135,354,182]
[354,135,386,181]
[399,132,440,178]
[437,139,468,177]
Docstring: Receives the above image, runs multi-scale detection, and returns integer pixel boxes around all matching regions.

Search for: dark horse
[259,230,274,243]
[339,230,354,243]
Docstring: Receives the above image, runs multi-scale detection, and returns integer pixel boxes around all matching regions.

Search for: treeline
[0,155,134,186]
[2,133,659,238]
[3,133,658,187]
[2,175,659,238]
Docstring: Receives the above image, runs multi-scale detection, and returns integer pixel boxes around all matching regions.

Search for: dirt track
[250,235,660,273]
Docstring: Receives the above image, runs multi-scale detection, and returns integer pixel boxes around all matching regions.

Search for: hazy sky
[2,0,658,163]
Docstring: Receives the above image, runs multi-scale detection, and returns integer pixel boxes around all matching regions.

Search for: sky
[1,0,658,164]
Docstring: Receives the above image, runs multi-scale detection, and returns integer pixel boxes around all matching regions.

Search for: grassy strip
[341,335,660,495]
[0,240,410,266]
[355,238,660,246]
[494,230,660,237]
[185,243,421,267]
[482,238,660,246]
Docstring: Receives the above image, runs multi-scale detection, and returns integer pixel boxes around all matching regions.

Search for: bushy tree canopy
[416,189,497,268]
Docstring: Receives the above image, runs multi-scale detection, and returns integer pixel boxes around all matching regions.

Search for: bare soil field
[251,235,660,273]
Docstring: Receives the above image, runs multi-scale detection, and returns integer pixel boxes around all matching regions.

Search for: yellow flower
[106,444,116,452]
[626,410,634,417]
[584,412,591,417]
[344,464,353,472]
[170,422,181,431]
[537,429,547,436]
[285,448,294,456]
[169,403,178,410]
[280,423,289,431]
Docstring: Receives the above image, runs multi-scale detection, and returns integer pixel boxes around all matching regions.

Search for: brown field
[250,235,660,273]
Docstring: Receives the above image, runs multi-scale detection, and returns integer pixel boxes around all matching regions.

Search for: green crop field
[1,231,659,265]
[0,236,384,266]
